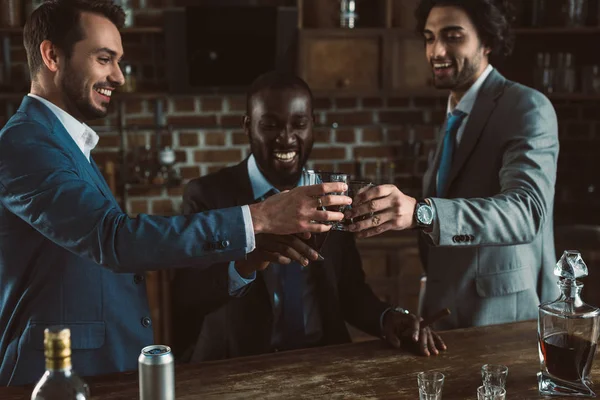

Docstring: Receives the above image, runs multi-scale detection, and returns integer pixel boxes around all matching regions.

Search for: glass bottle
[563,53,577,93]
[339,0,358,29]
[115,0,134,27]
[538,250,600,397]
[534,52,545,91]
[542,53,554,94]
[31,326,90,400]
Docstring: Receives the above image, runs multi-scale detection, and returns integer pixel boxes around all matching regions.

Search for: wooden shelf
[0,26,163,34]
[514,27,600,35]
[300,27,600,36]
[547,93,600,101]
[5,90,598,102]
[0,92,170,101]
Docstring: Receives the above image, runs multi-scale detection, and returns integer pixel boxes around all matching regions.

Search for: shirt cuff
[425,199,441,245]
[228,261,256,296]
[241,205,256,253]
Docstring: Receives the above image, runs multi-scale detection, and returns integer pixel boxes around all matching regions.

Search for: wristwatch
[414,199,434,229]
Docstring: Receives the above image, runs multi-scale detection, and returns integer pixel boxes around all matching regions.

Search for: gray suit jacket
[420,69,560,330]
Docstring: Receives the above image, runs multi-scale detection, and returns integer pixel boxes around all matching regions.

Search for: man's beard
[433,54,482,91]
[61,64,108,121]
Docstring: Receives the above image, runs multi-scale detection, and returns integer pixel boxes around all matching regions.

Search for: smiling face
[246,87,314,190]
[423,6,490,93]
[57,12,125,121]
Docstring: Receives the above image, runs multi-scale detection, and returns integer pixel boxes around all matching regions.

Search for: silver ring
[372,215,380,226]
[317,197,323,209]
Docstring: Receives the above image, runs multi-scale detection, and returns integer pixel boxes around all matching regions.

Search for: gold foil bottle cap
[44,326,72,369]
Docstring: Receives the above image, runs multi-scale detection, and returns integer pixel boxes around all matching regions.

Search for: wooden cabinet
[390,34,432,91]
[296,0,434,97]
[356,231,423,312]
[299,31,383,93]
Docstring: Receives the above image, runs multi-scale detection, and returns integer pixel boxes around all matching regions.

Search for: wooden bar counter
[2,320,598,399]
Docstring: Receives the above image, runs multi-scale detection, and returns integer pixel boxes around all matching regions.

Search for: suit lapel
[430,70,506,197]
[21,96,117,205]
[90,157,120,208]
[423,123,447,197]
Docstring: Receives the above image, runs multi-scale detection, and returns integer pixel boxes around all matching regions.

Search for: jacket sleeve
[431,90,559,247]
[338,234,390,337]
[172,180,247,312]
[0,121,251,273]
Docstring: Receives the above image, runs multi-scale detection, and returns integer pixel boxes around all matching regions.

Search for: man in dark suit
[346,0,559,330]
[0,1,350,386]
[172,72,446,362]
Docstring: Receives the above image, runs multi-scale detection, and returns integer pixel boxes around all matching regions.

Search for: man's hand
[234,232,320,278]
[249,183,351,235]
[381,310,446,356]
[344,184,417,238]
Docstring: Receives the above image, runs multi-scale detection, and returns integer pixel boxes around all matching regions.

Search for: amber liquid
[541,333,597,381]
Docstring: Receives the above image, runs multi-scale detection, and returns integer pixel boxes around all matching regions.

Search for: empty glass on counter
[477,385,506,400]
[481,364,508,390]
[417,371,444,400]
[538,250,600,397]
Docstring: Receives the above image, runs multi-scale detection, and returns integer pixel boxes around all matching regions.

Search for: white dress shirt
[27,93,99,162]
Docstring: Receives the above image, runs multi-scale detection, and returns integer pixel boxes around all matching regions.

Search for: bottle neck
[45,356,72,371]
[558,279,584,308]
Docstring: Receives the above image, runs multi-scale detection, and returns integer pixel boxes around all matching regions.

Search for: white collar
[27,93,99,161]
[446,64,494,116]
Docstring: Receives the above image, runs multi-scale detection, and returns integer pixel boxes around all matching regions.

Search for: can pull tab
[554,250,588,281]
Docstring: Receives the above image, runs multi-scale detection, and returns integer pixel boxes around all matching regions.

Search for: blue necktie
[280,261,305,349]
[437,110,467,196]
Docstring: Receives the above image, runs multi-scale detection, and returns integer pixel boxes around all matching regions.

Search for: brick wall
[1,1,600,224]
[2,90,600,223]
[94,93,444,216]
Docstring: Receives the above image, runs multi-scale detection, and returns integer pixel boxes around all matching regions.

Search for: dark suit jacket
[172,159,390,361]
[0,97,251,386]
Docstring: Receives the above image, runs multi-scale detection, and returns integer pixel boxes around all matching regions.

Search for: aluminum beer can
[138,345,175,400]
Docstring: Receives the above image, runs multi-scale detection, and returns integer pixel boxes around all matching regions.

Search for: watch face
[417,204,433,225]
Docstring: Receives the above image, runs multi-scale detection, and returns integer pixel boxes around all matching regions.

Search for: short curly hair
[415,0,515,58]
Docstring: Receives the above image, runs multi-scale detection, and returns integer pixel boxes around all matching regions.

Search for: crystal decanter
[538,250,600,396]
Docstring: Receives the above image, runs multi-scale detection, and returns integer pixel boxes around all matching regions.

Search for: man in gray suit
[345,0,560,330]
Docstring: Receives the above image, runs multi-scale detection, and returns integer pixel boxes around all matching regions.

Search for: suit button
[220,240,230,249]
[469,235,475,241]
[141,317,152,328]
[133,274,145,284]
[452,236,458,243]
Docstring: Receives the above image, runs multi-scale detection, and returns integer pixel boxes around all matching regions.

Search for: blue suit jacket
[0,96,250,386]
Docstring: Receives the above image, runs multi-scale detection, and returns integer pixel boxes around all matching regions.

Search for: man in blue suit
[0,0,350,386]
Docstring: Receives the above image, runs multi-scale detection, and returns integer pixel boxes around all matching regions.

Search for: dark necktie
[437,110,467,197]
[257,188,306,349]
[280,261,305,349]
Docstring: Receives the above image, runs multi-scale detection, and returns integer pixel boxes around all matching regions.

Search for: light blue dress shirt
[227,155,323,346]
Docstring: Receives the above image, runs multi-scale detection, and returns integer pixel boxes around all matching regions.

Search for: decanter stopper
[554,250,588,280]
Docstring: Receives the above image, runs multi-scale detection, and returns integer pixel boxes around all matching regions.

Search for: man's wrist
[413,198,434,231]
[249,203,266,234]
